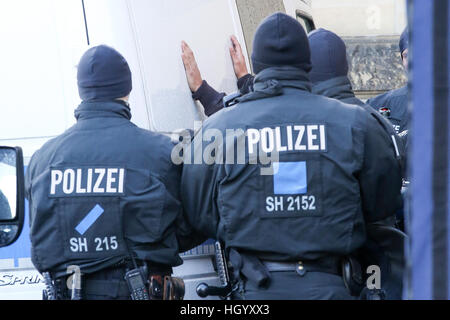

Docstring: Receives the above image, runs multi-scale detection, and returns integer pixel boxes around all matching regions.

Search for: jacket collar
[254,66,312,89]
[236,66,312,103]
[74,100,132,121]
[312,76,363,105]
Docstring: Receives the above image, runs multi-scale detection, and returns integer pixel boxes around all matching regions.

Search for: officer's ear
[117,95,130,102]
[401,49,408,69]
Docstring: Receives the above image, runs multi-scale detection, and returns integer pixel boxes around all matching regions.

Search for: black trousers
[240,271,356,300]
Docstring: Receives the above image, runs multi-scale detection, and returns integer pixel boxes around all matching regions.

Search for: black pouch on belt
[229,249,271,289]
[341,256,364,296]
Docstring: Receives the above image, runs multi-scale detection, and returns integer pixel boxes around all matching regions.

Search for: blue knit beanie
[77,45,132,101]
[251,12,311,74]
[308,28,348,84]
[399,28,409,54]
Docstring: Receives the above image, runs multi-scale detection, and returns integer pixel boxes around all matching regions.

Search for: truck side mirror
[0,146,25,247]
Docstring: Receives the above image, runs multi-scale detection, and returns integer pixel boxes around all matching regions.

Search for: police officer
[367,28,409,134]
[25,45,197,300]
[308,28,406,174]
[180,13,403,300]
[308,28,406,299]
[309,28,372,106]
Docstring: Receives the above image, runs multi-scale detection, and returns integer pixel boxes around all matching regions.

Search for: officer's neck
[116,96,130,108]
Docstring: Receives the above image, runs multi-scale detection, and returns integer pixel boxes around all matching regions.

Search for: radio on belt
[124,266,150,300]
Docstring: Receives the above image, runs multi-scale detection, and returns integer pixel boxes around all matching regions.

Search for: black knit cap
[77,45,132,101]
[308,28,349,84]
[399,28,409,54]
[251,12,312,74]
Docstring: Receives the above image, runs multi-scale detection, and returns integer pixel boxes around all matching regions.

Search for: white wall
[84,0,247,133]
[311,0,407,37]
[0,0,87,159]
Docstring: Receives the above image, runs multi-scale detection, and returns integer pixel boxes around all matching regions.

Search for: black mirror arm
[12,146,25,244]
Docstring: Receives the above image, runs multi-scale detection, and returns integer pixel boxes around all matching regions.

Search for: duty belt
[52,261,174,300]
[83,279,131,298]
[261,257,342,276]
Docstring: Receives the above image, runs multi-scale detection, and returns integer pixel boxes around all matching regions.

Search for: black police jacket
[181,67,403,262]
[312,76,406,177]
[25,100,195,277]
[312,76,365,107]
[312,76,406,299]
[367,85,409,134]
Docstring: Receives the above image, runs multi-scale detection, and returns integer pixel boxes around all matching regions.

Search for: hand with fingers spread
[181,41,203,92]
[229,35,249,79]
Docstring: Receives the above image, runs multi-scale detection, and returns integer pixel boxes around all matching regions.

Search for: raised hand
[181,41,203,92]
[229,35,249,79]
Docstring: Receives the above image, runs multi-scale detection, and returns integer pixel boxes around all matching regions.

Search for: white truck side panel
[83,0,246,132]
[0,0,87,158]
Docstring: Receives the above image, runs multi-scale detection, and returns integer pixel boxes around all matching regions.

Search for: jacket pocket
[121,171,166,243]
[56,197,127,260]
